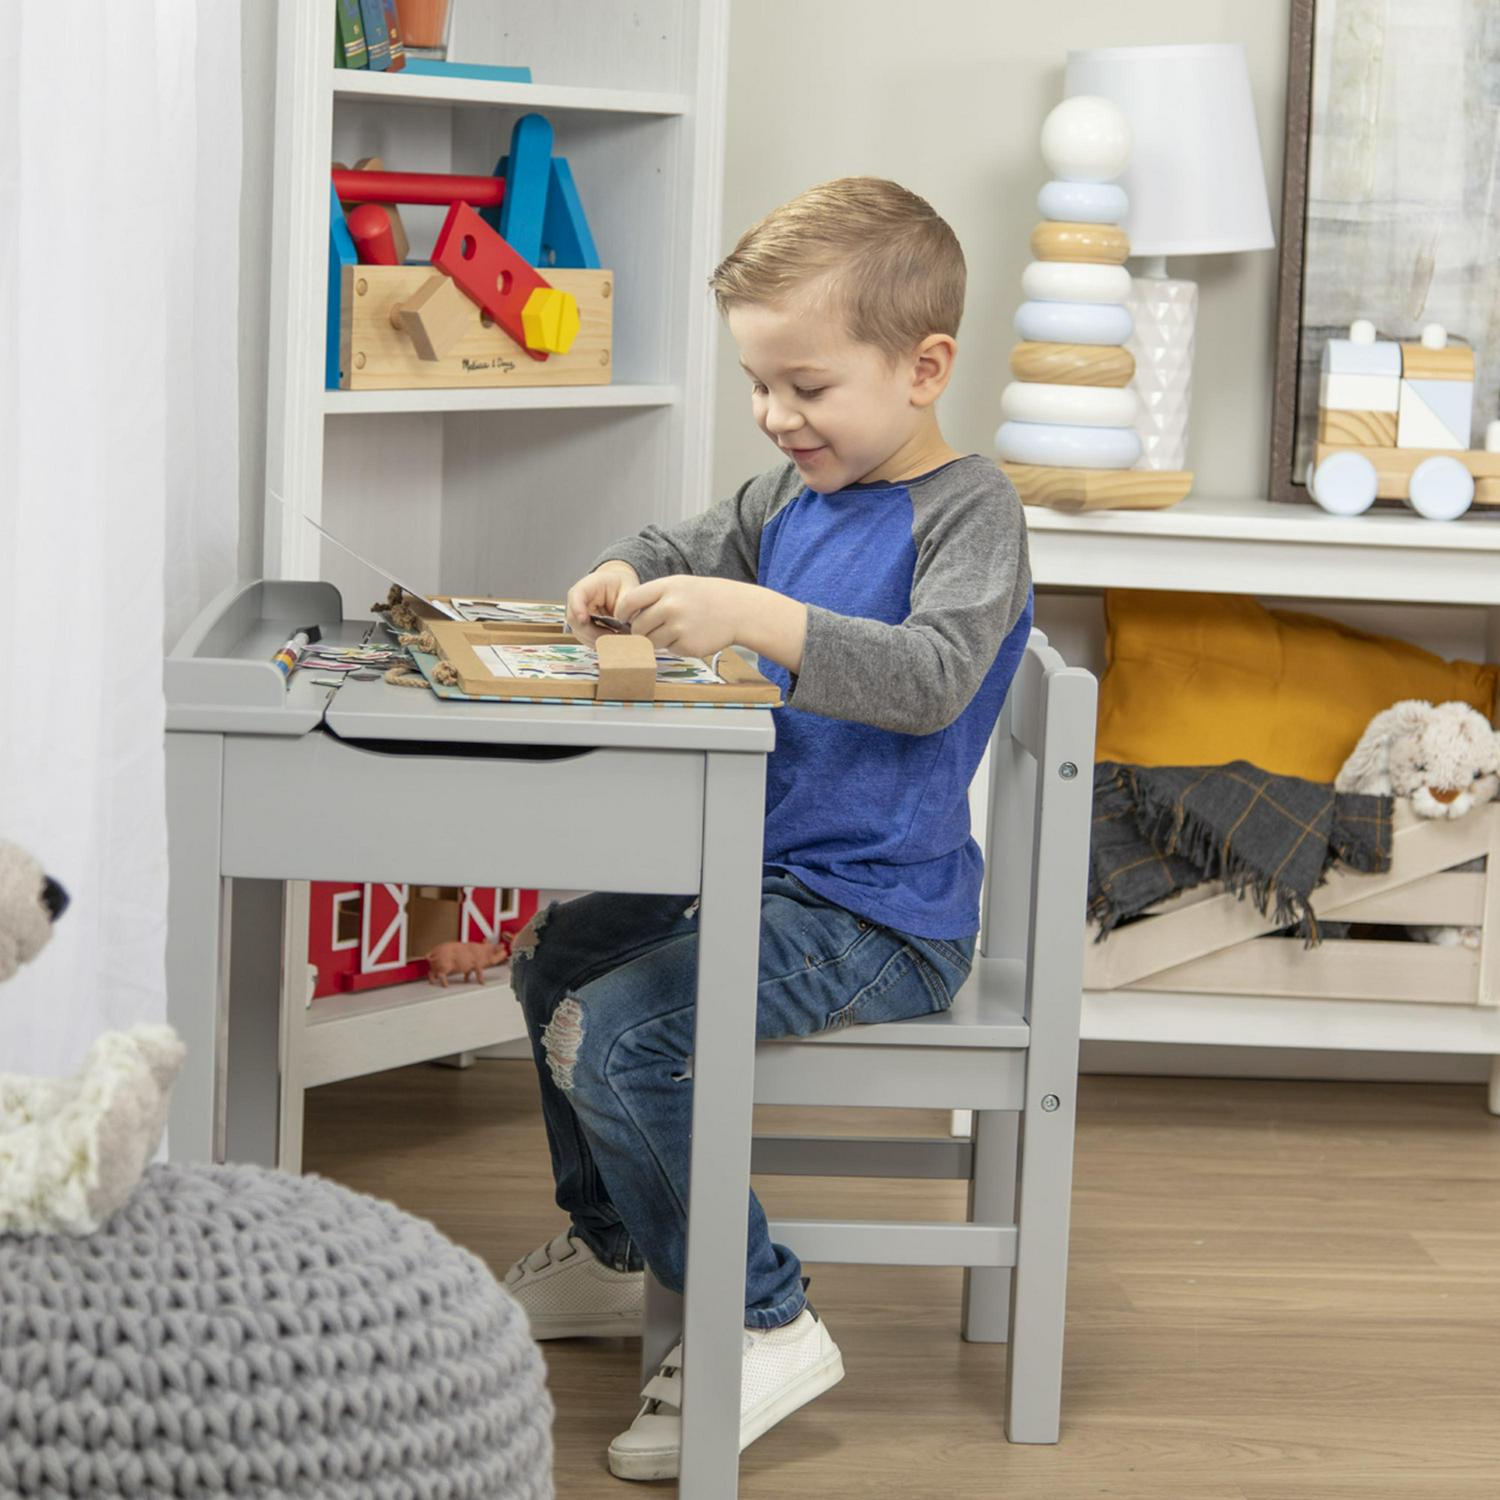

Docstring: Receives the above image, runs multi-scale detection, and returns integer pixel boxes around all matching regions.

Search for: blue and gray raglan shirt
[593,454,1033,939]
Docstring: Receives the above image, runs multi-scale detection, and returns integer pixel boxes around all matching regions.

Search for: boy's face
[728,289,938,491]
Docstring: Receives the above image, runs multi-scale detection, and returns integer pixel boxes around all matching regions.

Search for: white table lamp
[1065,44,1274,471]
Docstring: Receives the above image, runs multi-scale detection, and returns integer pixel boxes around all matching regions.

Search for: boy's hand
[615,575,750,660]
[566,562,640,644]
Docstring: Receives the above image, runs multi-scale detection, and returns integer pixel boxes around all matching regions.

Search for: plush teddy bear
[0,839,185,1235]
[1335,700,1499,948]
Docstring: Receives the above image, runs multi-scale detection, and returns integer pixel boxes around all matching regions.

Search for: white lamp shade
[1064,44,1274,257]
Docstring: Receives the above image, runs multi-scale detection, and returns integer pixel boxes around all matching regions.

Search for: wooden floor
[305,1062,1500,1499]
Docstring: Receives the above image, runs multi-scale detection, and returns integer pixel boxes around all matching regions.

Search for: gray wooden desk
[165,579,773,1496]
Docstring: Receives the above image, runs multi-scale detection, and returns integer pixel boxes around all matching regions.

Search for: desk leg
[164,732,228,1165]
[223,878,285,1168]
[678,750,765,1498]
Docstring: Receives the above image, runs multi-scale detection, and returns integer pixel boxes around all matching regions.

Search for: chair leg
[961,1108,1018,1343]
[641,1270,684,1386]
[1004,1099,1076,1444]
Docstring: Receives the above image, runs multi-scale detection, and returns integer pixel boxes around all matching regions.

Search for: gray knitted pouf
[0,1163,553,1499]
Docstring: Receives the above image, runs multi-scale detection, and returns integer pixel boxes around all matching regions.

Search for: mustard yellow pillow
[1096,590,1498,782]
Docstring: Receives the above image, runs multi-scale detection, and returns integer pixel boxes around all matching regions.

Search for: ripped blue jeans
[509,870,974,1329]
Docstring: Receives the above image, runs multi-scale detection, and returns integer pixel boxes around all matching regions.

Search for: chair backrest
[978,629,1097,1038]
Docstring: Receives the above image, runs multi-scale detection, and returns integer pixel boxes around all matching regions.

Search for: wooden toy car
[1307,319,1500,520]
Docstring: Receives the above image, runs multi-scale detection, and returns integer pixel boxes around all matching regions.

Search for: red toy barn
[307,882,538,999]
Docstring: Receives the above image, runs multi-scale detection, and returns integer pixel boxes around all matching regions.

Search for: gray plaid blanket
[1090,762,1392,941]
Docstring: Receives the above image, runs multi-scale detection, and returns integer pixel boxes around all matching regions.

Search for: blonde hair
[709,177,965,359]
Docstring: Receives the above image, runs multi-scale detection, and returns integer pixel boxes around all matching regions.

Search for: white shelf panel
[302,966,527,1088]
[324,382,679,415]
[332,69,690,116]
[1082,989,1500,1056]
[1027,494,1500,605]
[1027,493,1500,550]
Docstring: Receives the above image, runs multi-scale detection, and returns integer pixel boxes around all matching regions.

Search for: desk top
[167,580,775,753]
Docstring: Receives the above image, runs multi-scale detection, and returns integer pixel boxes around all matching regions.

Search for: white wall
[711,0,1292,503]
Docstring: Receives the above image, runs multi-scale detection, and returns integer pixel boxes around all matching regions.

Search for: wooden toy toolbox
[330,113,613,392]
[414,602,783,707]
[340,264,612,391]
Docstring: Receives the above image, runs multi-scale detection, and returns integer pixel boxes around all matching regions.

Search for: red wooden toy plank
[431,200,550,362]
[332,168,506,208]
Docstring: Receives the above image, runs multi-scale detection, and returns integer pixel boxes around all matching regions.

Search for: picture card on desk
[449,597,569,626]
[426,617,780,707]
[474,641,724,684]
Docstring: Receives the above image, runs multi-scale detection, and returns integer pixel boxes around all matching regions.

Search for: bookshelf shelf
[332,67,691,117]
[299,967,528,1090]
[323,382,680,415]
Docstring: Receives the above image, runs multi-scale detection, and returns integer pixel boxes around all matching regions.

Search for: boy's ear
[909,333,956,407]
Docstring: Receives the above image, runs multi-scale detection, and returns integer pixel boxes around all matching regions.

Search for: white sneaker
[606,1309,845,1481]
[502,1230,643,1340]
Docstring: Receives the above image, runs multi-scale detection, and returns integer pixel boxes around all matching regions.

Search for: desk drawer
[221,733,705,893]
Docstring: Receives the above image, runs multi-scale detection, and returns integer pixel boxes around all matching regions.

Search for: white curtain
[0,2,241,1075]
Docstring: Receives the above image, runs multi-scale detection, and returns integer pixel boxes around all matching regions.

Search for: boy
[505,177,1032,1480]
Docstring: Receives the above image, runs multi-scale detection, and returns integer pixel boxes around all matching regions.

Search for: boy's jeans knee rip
[542,995,584,1091]
[508,902,556,991]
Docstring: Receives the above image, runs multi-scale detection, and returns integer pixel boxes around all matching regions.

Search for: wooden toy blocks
[341,157,411,263]
[998,95,1190,513]
[498,113,554,266]
[1310,321,1488,518]
[388,272,474,361]
[1397,379,1471,449]
[340,265,611,390]
[1010,340,1134,387]
[1029,221,1129,265]
[347,202,403,265]
[329,117,605,390]
[520,286,581,355]
[431,200,566,362]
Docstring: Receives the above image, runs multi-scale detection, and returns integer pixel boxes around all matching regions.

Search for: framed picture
[1269,0,1500,505]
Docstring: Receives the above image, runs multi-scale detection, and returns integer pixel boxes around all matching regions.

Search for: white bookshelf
[263,1,729,1164]
[266,0,729,600]
[1027,493,1500,1098]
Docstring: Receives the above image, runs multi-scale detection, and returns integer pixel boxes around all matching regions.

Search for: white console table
[1026,495,1500,1112]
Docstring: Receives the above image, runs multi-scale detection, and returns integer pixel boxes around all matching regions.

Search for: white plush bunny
[0,840,185,1235]
[1335,701,1499,948]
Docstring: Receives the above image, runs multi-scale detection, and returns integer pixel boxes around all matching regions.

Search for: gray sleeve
[590,463,801,585]
[787,465,1031,736]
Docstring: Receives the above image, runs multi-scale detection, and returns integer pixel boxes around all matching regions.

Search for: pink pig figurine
[425,938,511,987]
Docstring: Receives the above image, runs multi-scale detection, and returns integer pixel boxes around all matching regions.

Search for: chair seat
[752,958,1031,1109]
[785,955,1030,1050]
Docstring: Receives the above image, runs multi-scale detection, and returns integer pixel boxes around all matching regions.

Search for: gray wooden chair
[644,628,1097,1447]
